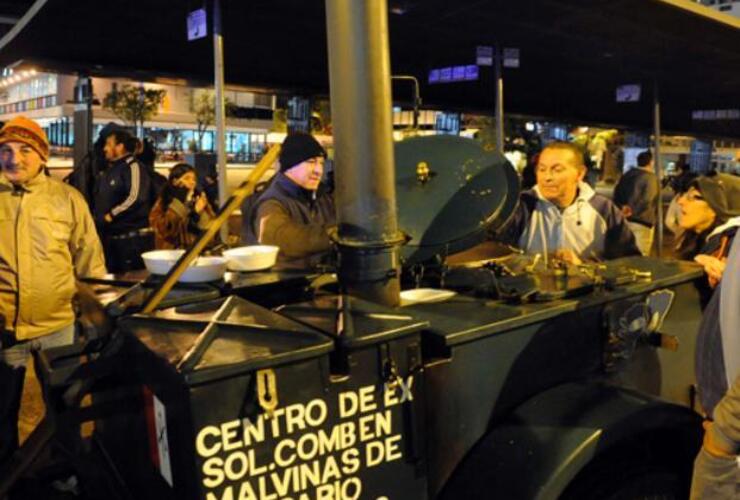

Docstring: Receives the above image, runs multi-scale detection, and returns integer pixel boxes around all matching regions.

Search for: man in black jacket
[94,129,154,273]
[613,150,660,256]
[241,133,335,269]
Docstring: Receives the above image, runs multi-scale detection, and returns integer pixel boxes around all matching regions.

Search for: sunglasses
[682,192,705,202]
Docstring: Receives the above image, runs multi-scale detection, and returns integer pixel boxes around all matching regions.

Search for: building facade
[0,70,274,161]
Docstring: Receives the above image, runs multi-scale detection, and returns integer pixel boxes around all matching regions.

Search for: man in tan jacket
[0,116,106,466]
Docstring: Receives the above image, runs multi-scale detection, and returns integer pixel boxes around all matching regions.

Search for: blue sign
[616,84,641,103]
[428,65,479,84]
[187,8,208,41]
[452,66,466,81]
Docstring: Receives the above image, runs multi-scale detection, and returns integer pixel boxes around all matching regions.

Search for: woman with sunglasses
[676,173,740,307]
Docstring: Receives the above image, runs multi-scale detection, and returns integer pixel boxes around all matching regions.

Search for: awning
[0,0,738,137]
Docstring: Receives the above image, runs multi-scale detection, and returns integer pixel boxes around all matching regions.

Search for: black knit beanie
[279,133,326,172]
[695,173,740,220]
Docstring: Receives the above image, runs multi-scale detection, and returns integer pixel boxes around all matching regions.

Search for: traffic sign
[476,46,494,66]
[187,8,208,41]
[616,84,641,103]
[503,48,520,68]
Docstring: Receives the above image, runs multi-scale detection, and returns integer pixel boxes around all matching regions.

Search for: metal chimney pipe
[325,0,404,306]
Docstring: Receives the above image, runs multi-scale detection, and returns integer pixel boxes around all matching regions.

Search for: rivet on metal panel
[257,369,278,417]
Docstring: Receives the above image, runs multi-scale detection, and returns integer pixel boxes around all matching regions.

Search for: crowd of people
[0,115,738,496]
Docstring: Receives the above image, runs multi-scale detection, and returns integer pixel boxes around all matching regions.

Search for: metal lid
[394,135,520,264]
[120,296,334,384]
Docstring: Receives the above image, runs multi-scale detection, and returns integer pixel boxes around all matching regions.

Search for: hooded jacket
[0,172,106,341]
[501,182,640,261]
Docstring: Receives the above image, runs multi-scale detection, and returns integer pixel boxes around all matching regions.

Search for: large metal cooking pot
[394,135,520,265]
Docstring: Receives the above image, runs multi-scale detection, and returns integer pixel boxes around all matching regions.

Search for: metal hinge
[257,368,278,416]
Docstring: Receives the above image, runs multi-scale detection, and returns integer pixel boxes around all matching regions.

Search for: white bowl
[222,245,280,272]
[400,288,457,306]
[141,250,227,282]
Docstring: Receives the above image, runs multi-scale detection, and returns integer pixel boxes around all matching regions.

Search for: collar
[275,172,317,202]
[110,154,134,166]
[633,166,656,175]
[0,169,48,192]
[533,181,595,210]
[708,216,740,240]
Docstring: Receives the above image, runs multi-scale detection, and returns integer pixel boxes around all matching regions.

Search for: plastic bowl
[141,250,227,282]
[222,245,280,272]
[400,288,457,306]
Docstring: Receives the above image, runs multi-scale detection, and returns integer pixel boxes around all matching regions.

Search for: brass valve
[416,161,431,183]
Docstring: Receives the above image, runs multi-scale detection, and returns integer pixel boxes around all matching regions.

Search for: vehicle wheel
[560,464,687,500]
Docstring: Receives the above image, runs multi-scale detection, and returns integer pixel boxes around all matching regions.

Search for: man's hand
[694,254,726,286]
[702,420,737,459]
[104,213,113,223]
[620,205,633,218]
[553,248,582,265]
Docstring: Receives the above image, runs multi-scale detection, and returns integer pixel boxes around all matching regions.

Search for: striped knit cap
[0,116,50,162]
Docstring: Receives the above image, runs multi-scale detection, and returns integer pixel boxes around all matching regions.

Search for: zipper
[11,190,22,332]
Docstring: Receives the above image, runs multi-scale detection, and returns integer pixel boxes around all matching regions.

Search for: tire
[560,464,687,500]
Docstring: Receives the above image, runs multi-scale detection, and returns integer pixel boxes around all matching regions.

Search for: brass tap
[416,161,431,183]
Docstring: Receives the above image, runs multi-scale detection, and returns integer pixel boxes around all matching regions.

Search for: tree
[103,84,166,137]
[272,108,288,133]
[189,89,235,152]
[189,89,215,151]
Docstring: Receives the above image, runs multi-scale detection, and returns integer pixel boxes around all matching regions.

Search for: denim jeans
[0,323,75,466]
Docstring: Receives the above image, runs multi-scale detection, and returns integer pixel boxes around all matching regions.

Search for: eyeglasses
[681,192,705,202]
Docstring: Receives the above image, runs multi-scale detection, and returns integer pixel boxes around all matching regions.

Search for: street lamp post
[213,0,228,242]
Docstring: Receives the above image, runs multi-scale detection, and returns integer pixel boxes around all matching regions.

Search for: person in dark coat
[149,163,215,250]
[676,174,740,308]
[93,129,154,273]
[242,133,335,269]
[64,122,124,209]
[613,150,660,256]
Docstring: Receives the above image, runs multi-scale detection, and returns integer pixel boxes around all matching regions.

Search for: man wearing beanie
[242,132,335,268]
[0,116,106,467]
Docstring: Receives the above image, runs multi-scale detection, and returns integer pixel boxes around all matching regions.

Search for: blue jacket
[500,182,640,261]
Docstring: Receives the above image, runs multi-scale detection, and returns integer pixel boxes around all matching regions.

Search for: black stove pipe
[325,0,404,307]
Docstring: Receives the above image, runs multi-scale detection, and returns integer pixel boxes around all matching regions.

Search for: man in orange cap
[0,116,106,467]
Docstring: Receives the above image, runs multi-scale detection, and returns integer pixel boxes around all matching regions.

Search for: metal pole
[325,0,404,306]
[72,74,93,199]
[391,75,421,129]
[213,0,228,242]
[654,81,663,257]
[495,45,504,153]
